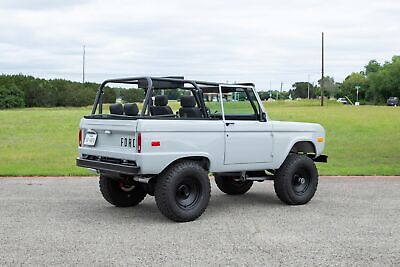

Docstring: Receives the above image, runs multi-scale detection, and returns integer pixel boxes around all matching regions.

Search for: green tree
[291,82,316,98]
[102,85,117,103]
[119,88,145,103]
[364,60,381,75]
[318,76,339,97]
[367,56,400,103]
[0,84,25,109]
[337,73,367,102]
[257,91,270,100]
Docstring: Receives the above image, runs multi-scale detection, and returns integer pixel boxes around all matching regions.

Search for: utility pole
[307,74,310,99]
[82,45,86,84]
[280,81,283,99]
[321,32,324,106]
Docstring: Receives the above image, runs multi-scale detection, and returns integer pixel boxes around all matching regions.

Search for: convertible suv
[77,76,327,222]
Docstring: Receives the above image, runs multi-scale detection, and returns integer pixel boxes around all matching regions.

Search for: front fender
[273,134,324,168]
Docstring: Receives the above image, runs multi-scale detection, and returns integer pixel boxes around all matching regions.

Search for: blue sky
[1,0,399,90]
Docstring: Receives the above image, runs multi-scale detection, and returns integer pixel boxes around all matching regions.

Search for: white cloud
[0,0,399,89]
[0,0,93,10]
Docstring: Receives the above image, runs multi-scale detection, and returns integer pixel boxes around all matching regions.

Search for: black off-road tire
[154,161,211,222]
[274,154,318,205]
[99,174,146,207]
[214,175,253,195]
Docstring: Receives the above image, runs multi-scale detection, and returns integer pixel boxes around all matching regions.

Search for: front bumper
[76,158,140,175]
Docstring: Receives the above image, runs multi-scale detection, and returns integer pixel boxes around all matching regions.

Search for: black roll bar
[90,76,254,118]
[140,77,153,116]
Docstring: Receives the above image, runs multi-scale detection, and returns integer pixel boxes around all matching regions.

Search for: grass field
[0,100,399,176]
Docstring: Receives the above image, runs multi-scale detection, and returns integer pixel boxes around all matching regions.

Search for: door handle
[225,122,235,126]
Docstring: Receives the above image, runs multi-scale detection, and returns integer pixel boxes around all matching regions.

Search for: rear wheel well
[290,141,316,156]
[163,156,210,173]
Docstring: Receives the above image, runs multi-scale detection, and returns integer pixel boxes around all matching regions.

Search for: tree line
[260,56,400,104]
[0,55,399,109]
[0,75,145,109]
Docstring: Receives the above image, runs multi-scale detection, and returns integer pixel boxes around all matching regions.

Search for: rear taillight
[137,132,142,153]
[79,129,82,147]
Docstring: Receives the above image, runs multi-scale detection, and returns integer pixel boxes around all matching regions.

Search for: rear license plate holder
[84,131,97,146]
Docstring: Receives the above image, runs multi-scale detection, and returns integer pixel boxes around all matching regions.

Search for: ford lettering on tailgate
[121,137,135,148]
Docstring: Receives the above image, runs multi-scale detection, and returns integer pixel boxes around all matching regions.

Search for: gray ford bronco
[77,76,327,222]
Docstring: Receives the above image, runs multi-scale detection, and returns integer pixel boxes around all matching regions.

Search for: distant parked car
[336,98,348,104]
[387,97,399,106]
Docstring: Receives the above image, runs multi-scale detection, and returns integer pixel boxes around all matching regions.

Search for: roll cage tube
[91,76,153,116]
[91,77,205,116]
[141,77,153,116]
[188,82,207,117]
[141,78,207,117]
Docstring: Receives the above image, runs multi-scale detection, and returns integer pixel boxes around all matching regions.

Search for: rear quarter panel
[136,119,225,174]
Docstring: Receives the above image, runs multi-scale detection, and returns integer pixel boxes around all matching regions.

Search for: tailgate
[78,118,138,161]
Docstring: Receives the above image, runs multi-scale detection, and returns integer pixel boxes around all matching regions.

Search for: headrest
[155,95,168,106]
[109,103,123,115]
[124,103,139,116]
[180,96,196,108]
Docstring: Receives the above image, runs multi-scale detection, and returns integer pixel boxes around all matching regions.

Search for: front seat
[150,95,173,115]
[179,96,203,118]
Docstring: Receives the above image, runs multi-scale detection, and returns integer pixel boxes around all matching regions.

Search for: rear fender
[136,152,212,175]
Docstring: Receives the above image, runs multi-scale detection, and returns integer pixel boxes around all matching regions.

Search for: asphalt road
[0,176,399,266]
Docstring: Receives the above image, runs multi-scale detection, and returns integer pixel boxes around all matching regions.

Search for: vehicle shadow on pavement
[207,192,282,212]
[72,191,283,223]
[89,201,168,223]
[83,191,283,223]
